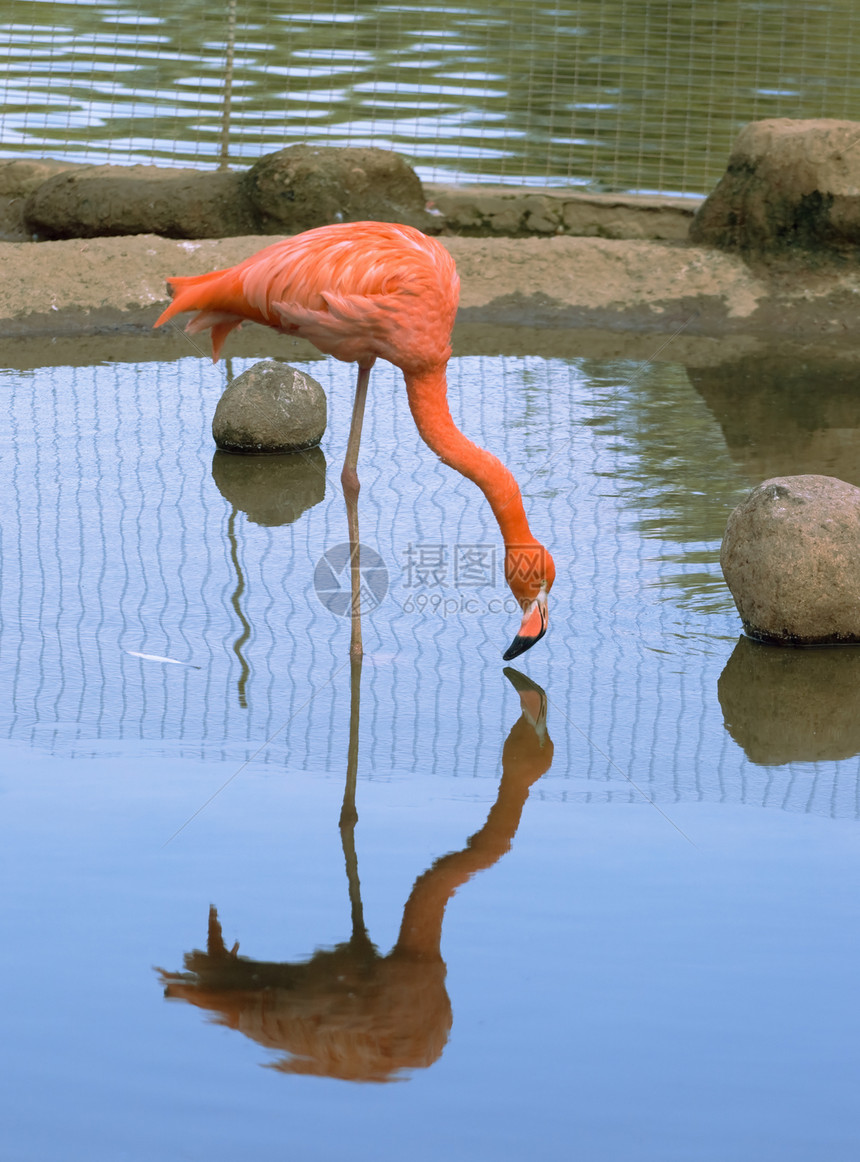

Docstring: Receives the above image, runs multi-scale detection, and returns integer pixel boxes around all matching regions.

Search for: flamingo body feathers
[156,221,459,370]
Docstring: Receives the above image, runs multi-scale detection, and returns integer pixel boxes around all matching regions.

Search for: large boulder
[245,144,434,233]
[212,360,327,454]
[721,474,860,643]
[690,119,860,254]
[24,165,258,240]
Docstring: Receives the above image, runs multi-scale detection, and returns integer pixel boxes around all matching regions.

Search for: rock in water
[212,360,326,454]
[720,474,860,644]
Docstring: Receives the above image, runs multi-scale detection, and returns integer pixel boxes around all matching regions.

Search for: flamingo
[154,220,555,659]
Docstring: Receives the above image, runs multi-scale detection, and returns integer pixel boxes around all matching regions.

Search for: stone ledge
[425,184,699,240]
[0,157,700,243]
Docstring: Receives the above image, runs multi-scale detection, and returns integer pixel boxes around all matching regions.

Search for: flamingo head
[502,544,556,661]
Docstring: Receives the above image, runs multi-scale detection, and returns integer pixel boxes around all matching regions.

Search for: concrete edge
[0,158,700,244]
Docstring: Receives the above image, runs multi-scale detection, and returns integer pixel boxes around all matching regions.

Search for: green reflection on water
[583,347,860,610]
[2,0,859,191]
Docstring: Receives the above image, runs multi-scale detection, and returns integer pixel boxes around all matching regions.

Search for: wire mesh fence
[2,0,859,195]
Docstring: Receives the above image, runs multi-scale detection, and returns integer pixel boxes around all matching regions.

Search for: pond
[3,0,860,192]
[1,332,859,1160]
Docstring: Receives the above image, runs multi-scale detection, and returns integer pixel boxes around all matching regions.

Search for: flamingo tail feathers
[154,271,246,362]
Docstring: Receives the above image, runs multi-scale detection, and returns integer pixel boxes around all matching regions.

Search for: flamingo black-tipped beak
[502,595,548,661]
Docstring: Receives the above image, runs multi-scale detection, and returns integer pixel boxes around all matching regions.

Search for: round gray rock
[721,474,860,643]
[212,360,327,454]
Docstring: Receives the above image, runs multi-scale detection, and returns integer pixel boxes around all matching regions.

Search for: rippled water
[1,334,859,1159]
[2,0,859,191]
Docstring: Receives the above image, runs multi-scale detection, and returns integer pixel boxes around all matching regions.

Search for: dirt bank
[2,229,859,357]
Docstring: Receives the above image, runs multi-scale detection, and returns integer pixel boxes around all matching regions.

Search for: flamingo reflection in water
[157,666,553,1082]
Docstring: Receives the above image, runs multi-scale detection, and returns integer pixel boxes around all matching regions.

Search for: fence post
[219,0,238,169]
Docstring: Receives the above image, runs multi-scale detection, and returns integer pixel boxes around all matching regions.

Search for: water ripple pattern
[1,350,858,821]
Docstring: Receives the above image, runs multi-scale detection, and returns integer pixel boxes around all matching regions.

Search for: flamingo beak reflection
[502,591,548,661]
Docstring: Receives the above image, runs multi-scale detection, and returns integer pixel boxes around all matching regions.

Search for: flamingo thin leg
[341,364,371,657]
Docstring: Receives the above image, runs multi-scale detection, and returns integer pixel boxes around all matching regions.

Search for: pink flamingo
[155,221,555,659]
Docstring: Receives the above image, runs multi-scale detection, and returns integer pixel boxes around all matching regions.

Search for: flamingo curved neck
[404,369,537,551]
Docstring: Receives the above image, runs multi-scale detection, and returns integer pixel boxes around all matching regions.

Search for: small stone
[211,446,326,526]
[720,474,860,644]
[212,360,326,454]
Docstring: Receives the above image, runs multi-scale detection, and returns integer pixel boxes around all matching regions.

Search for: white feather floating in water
[126,651,201,669]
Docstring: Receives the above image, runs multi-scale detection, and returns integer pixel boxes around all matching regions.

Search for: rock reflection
[718,634,860,764]
[211,446,326,527]
[688,352,860,487]
[214,447,326,707]
[157,666,553,1081]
